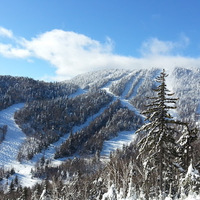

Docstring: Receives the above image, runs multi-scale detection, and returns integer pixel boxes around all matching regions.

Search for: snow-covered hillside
[69,67,200,122]
[0,67,200,199]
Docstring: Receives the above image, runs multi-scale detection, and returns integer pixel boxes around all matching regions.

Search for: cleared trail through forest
[101,73,144,156]
[0,103,25,166]
[0,103,41,187]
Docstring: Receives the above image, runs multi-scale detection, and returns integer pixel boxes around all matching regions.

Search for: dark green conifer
[136,69,181,198]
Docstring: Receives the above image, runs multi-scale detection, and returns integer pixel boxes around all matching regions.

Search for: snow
[6,161,40,188]
[197,104,200,115]
[102,184,117,200]
[182,194,200,200]
[186,163,200,181]
[69,69,130,89]
[31,132,71,166]
[0,103,25,165]
[101,187,200,200]
[120,98,144,119]
[102,72,145,119]
[68,88,87,98]
[0,103,41,187]
[196,104,200,129]
[127,73,144,100]
[121,72,137,99]
[99,68,200,200]
[101,131,137,156]
[101,73,145,157]
[0,99,120,188]
[0,78,143,187]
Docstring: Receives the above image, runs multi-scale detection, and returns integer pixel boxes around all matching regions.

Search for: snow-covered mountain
[0,67,200,199]
[69,67,200,123]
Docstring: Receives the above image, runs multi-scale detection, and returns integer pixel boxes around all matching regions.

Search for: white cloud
[23,30,121,79]
[141,38,175,56]
[0,27,199,81]
[140,35,190,56]
[0,43,30,58]
[0,27,13,38]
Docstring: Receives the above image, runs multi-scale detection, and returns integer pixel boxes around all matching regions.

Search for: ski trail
[68,88,87,98]
[127,71,145,99]
[101,78,145,157]
[0,103,41,187]
[101,72,129,90]
[0,103,25,166]
[128,77,144,99]
[102,78,144,119]
[121,72,140,99]
[0,101,117,186]
[119,98,143,118]
[101,131,138,156]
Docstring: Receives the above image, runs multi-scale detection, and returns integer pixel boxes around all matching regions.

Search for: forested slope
[0,75,78,110]
[0,67,199,199]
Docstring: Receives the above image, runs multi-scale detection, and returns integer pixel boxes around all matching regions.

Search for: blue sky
[0,0,200,81]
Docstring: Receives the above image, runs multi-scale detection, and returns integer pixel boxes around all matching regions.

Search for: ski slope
[0,103,41,187]
[0,103,25,166]
[101,130,137,156]
[101,73,144,156]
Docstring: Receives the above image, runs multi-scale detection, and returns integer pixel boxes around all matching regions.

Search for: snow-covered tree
[136,69,183,199]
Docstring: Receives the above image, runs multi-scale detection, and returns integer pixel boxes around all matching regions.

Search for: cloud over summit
[0,26,200,81]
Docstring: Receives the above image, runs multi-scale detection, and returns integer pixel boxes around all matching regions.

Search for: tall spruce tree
[136,69,182,199]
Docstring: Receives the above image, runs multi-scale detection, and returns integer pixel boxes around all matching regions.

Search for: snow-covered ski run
[0,103,41,187]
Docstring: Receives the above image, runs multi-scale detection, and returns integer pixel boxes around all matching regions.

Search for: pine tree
[136,69,182,198]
